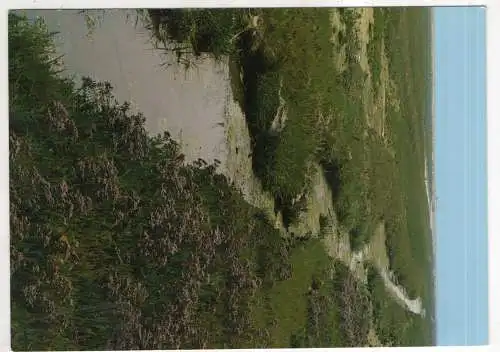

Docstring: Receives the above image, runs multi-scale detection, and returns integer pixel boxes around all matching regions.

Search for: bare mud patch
[287,163,336,238]
[223,86,282,229]
[22,9,232,169]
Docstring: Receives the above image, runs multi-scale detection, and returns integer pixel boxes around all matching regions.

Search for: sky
[434,6,488,346]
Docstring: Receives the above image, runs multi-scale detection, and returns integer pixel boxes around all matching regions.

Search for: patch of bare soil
[354,8,374,74]
[223,85,283,230]
[367,326,383,347]
[287,162,336,238]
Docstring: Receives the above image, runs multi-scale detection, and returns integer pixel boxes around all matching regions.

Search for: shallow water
[21,9,229,170]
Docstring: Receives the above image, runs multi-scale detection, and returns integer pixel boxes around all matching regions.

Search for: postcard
[7,4,488,349]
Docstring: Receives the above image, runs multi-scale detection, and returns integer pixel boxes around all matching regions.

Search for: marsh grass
[9,13,289,349]
[147,8,434,345]
[10,12,391,350]
[31,6,437,347]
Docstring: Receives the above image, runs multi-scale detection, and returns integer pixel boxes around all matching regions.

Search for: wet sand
[21,9,230,170]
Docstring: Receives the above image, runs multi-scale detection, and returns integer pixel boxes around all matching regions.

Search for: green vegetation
[367,8,386,93]
[373,6,433,309]
[148,9,243,59]
[148,8,368,232]
[9,14,288,349]
[367,263,430,346]
[9,12,405,350]
[289,261,371,347]
[10,5,435,348]
[251,239,331,347]
[147,6,433,345]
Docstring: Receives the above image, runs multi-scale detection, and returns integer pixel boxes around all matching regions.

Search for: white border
[487,0,499,348]
[1,0,496,351]
[3,0,492,10]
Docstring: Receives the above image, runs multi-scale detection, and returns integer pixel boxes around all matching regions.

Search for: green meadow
[9,7,434,349]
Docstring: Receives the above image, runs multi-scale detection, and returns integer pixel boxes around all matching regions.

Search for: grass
[10,6,435,348]
[367,263,411,346]
[236,8,340,226]
[148,7,434,345]
[289,260,371,347]
[9,11,371,350]
[252,239,331,347]
[385,8,434,341]
[367,263,430,346]
[367,8,385,93]
[251,249,372,348]
[148,8,346,226]
[9,13,288,349]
